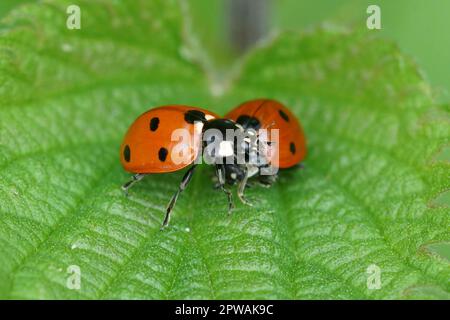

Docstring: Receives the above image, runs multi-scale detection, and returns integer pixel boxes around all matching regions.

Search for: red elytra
[120,105,219,173]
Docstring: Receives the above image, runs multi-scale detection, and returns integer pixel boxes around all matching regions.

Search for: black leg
[122,173,146,196]
[258,172,278,188]
[161,165,197,230]
[237,167,252,206]
[216,165,234,213]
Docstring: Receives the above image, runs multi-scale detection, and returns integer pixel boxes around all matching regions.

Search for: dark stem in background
[228,0,269,53]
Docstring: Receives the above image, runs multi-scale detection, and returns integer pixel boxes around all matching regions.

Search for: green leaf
[271,0,450,96]
[0,0,448,299]
[0,0,33,18]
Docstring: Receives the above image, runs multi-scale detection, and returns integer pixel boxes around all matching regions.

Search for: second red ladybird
[226,99,307,168]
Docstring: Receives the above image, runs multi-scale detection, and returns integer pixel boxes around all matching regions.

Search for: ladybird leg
[257,172,278,188]
[216,165,234,213]
[211,174,221,189]
[161,165,197,230]
[122,173,146,196]
[237,168,253,206]
[256,181,272,188]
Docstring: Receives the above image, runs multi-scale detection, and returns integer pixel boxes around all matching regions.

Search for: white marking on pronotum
[168,127,281,169]
[217,141,234,157]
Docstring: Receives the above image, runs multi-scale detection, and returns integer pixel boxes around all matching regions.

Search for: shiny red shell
[225,99,307,168]
[120,105,219,173]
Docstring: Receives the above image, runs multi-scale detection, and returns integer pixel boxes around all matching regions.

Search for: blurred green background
[275,0,450,97]
[2,0,449,97]
[189,0,450,100]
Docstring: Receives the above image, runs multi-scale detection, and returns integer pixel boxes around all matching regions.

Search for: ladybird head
[201,118,270,170]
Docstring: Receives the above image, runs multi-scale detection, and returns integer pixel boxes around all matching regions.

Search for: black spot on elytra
[185,110,206,124]
[279,109,289,122]
[158,147,168,162]
[150,117,159,131]
[236,115,261,130]
[124,145,131,162]
[290,142,296,155]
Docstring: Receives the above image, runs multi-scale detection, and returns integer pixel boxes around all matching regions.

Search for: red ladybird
[120,105,218,174]
[120,100,307,229]
[225,98,307,168]
[120,105,218,228]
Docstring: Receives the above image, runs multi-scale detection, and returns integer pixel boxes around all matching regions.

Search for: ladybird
[225,98,307,168]
[120,105,218,174]
[120,100,306,229]
[120,105,219,227]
